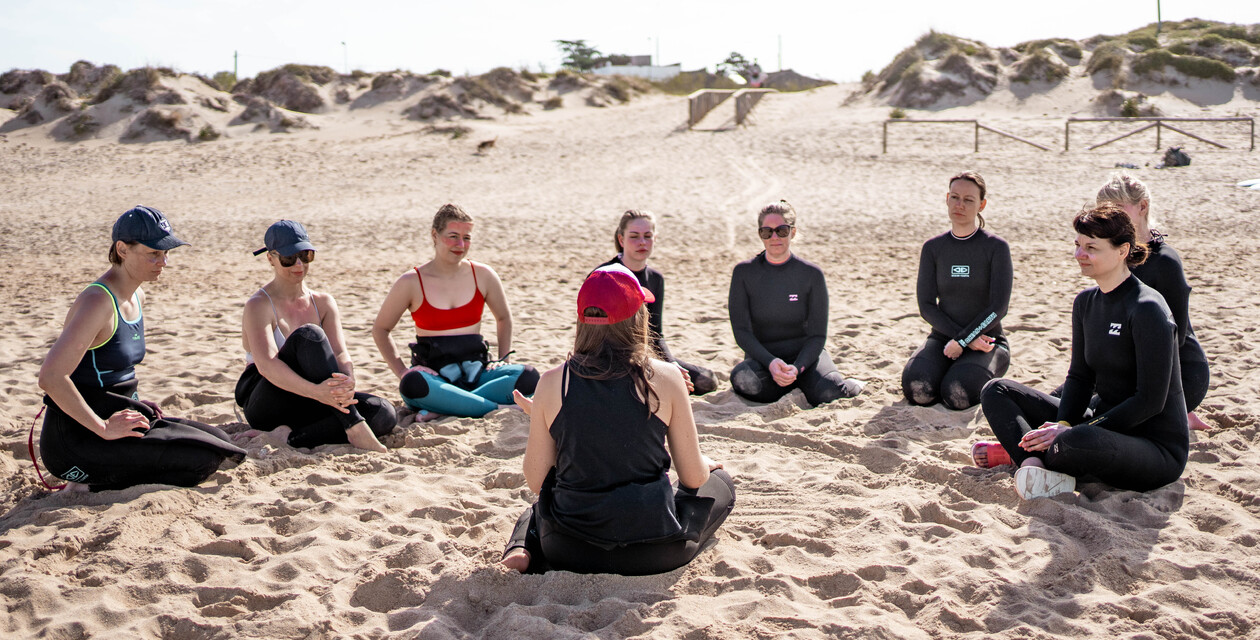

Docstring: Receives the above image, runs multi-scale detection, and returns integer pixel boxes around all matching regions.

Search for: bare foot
[416,410,444,423]
[346,422,388,452]
[1188,412,1211,431]
[255,425,292,448]
[62,482,90,493]
[501,549,530,573]
[232,429,263,444]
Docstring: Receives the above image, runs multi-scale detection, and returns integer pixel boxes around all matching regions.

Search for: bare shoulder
[471,260,502,281]
[649,358,686,391]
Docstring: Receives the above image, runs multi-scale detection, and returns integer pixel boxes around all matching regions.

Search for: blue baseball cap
[253,220,316,257]
[112,205,189,250]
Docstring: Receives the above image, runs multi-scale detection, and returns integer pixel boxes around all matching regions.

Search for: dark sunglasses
[273,250,315,267]
[758,224,793,239]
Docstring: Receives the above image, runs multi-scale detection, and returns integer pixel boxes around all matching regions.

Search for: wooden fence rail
[688,90,734,128]
[1066,117,1255,151]
[882,119,1049,153]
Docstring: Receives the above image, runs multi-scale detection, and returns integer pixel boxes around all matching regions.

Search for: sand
[2,79,1260,639]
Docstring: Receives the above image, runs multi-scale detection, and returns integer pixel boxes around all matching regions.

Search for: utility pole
[341,42,348,74]
[233,50,238,79]
[1156,0,1162,37]
[778,35,782,71]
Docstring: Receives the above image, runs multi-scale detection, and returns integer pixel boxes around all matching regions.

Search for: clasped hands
[943,335,996,360]
[316,372,358,413]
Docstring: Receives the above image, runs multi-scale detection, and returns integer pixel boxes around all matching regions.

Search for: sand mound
[0,69,54,110]
[763,69,834,92]
[857,20,1260,112]
[59,60,122,97]
[229,94,314,132]
[234,65,337,114]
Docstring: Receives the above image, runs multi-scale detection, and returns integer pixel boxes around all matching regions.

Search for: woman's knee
[288,323,328,344]
[730,361,769,398]
[901,368,938,406]
[688,365,718,396]
[514,365,540,395]
[399,370,431,400]
[362,396,398,436]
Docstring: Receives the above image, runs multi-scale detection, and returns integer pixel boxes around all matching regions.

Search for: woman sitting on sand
[37,206,244,491]
[976,205,1188,500]
[501,264,734,575]
[902,171,1012,411]
[372,204,538,419]
[727,201,863,406]
[596,209,717,395]
[235,220,395,452]
[1096,172,1211,431]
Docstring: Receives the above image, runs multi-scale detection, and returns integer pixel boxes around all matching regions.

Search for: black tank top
[543,362,685,546]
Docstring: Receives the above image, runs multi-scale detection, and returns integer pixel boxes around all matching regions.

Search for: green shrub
[211,71,237,91]
[1198,33,1227,47]
[1132,48,1174,76]
[652,70,738,95]
[542,96,562,109]
[1086,42,1126,75]
[877,47,923,86]
[1127,34,1159,51]
[889,107,906,119]
[428,69,452,78]
[519,68,537,82]
[1172,55,1236,81]
[1168,41,1192,55]
[860,70,876,89]
[1121,98,1140,117]
[198,125,220,141]
[424,124,470,139]
[1206,24,1260,45]
[1012,49,1071,83]
[916,31,958,56]
[273,64,337,84]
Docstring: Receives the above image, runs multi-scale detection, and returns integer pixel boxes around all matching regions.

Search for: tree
[555,40,603,71]
[718,52,762,83]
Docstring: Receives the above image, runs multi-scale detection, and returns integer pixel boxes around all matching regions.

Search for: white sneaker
[1014,466,1076,500]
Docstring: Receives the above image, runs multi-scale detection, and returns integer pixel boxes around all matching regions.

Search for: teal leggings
[400,364,534,417]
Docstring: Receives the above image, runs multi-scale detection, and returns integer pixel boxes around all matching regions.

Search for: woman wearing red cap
[234,220,396,452]
[37,206,244,492]
[500,263,735,575]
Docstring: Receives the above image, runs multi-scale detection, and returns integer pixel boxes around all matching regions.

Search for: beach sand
[2,82,1260,638]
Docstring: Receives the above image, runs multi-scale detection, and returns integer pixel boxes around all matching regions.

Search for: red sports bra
[410,263,486,331]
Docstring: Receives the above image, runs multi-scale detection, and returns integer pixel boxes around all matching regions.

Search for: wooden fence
[688,89,776,128]
[1065,117,1255,151]
[882,119,1050,153]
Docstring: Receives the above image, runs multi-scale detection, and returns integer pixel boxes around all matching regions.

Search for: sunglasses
[758,224,793,239]
[272,250,315,267]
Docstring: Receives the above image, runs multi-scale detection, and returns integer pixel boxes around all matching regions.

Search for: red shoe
[970,441,1012,468]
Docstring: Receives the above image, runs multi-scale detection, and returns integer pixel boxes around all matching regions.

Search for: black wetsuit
[902,228,1012,410]
[599,256,717,395]
[728,252,861,405]
[981,276,1189,492]
[1131,237,1209,411]
[504,363,735,575]
[236,324,397,448]
[41,283,244,490]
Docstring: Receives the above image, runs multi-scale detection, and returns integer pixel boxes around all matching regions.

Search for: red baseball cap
[577,263,655,325]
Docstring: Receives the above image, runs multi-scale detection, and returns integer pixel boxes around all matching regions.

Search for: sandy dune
[1,82,1259,639]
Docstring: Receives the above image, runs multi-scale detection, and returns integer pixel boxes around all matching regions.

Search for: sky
[2,1,1257,83]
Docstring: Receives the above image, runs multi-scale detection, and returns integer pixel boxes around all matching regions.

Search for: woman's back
[550,363,670,494]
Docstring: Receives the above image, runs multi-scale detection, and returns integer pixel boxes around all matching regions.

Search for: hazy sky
[2,1,1257,82]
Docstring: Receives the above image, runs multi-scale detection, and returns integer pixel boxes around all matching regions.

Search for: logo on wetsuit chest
[131,331,141,340]
[1109,322,1122,336]
[62,466,88,482]
[951,265,970,277]
[788,294,799,302]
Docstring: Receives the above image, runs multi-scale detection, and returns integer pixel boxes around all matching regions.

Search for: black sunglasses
[758,224,793,239]
[273,250,315,267]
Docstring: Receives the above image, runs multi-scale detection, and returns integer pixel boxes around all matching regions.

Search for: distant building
[593,55,681,81]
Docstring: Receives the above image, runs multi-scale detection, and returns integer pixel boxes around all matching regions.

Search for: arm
[372,272,417,379]
[1154,252,1192,347]
[728,264,776,366]
[654,361,710,489]
[522,366,563,493]
[1057,293,1095,425]
[479,263,514,360]
[791,266,828,372]
[37,287,147,439]
[954,240,1012,349]
[1080,302,1176,430]
[915,242,965,338]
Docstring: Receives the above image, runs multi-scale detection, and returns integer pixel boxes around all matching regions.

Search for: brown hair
[614,209,656,253]
[108,240,137,265]
[432,203,474,234]
[570,305,658,413]
[757,200,797,227]
[1073,203,1149,267]
[949,170,988,229]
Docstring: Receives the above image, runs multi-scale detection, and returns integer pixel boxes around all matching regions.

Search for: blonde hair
[614,210,656,252]
[1097,172,1155,227]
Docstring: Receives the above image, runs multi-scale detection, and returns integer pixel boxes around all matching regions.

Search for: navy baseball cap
[253,220,316,256]
[112,205,189,250]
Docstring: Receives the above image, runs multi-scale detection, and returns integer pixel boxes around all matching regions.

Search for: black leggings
[902,336,1010,410]
[504,469,735,576]
[979,379,1185,492]
[676,358,718,396]
[41,381,244,491]
[1181,357,1209,413]
[236,324,396,448]
[730,355,860,406]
